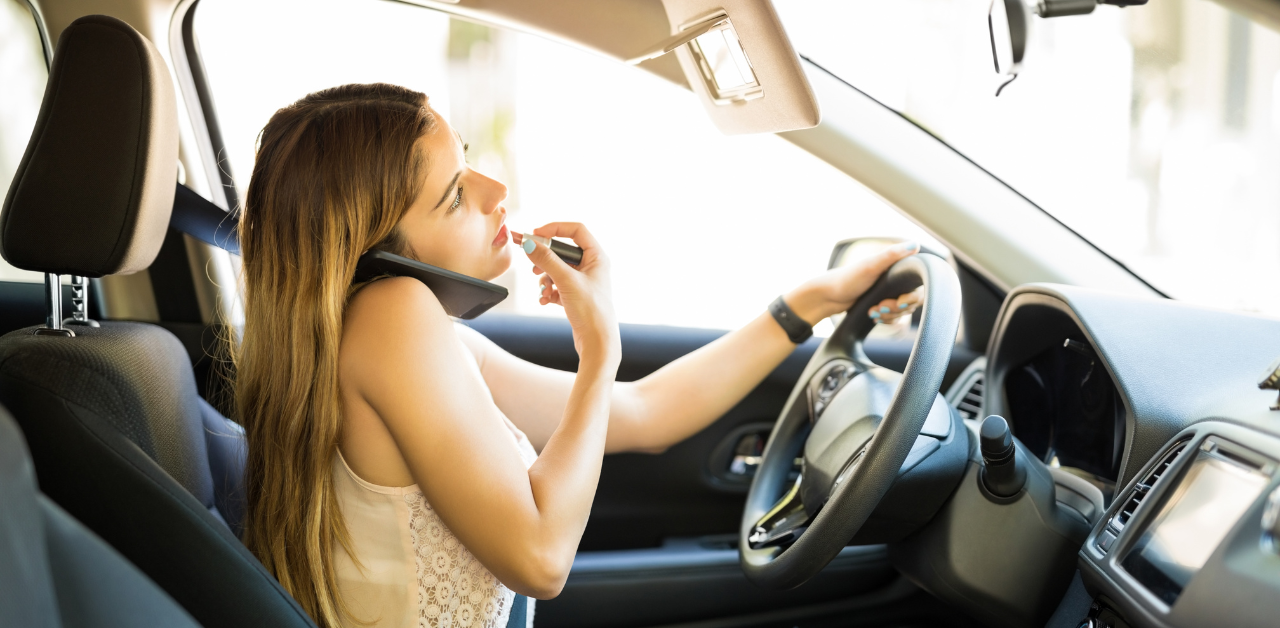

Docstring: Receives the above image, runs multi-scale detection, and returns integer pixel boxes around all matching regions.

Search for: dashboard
[981,284,1280,628]
[1080,423,1280,628]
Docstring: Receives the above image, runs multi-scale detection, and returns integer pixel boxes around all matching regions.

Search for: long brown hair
[235,83,434,627]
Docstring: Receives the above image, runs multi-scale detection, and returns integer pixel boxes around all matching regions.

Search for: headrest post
[35,274,74,338]
[45,273,62,327]
[64,275,99,327]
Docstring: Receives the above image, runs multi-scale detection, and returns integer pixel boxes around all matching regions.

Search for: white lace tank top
[332,417,538,628]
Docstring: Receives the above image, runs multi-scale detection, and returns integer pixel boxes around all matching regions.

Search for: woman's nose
[476,172,508,215]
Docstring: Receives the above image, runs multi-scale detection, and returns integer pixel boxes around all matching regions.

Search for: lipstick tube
[517,233,584,265]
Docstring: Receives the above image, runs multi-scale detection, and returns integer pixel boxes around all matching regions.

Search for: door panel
[463,313,980,626]
[541,541,897,628]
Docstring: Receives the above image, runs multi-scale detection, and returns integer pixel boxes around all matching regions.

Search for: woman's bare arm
[340,225,619,600]
[471,242,922,454]
[460,312,789,454]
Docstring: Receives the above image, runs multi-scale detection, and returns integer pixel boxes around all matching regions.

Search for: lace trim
[405,492,512,628]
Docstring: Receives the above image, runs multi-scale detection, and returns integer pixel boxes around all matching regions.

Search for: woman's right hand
[525,222,621,364]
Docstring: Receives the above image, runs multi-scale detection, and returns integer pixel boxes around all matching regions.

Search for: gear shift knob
[980,415,1027,498]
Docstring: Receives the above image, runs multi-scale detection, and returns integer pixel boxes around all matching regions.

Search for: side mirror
[827,237,948,271]
[827,237,949,333]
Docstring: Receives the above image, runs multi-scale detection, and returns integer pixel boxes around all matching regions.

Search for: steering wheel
[739,253,962,589]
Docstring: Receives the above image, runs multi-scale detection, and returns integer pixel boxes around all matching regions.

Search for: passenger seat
[0,406,200,628]
[0,15,314,628]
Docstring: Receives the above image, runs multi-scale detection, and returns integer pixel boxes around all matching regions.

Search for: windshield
[777,0,1280,316]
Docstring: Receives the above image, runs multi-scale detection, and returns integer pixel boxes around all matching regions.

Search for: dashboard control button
[810,363,854,420]
[823,373,840,392]
[1096,529,1117,553]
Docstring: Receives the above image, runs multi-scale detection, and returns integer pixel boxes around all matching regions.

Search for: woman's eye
[448,186,463,213]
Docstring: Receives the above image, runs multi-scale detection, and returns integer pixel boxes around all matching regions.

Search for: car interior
[1,1,1280,628]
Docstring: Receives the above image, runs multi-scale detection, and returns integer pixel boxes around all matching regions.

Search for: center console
[1078,421,1280,628]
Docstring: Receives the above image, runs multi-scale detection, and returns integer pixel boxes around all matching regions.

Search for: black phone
[353,250,508,319]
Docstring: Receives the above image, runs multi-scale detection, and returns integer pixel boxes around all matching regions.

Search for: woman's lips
[492,223,509,248]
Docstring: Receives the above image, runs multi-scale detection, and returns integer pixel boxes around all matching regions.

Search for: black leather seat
[0,405,201,628]
[0,15,314,628]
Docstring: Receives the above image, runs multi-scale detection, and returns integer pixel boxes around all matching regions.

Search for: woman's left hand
[864,288,922,324]
[782,241,922,325]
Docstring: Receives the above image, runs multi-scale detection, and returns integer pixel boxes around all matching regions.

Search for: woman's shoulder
[342,277,458,363]
[347,276,449,328]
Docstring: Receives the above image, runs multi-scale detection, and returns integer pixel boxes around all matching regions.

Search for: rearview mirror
[987,1,1151,95]
[987,0,1029,95]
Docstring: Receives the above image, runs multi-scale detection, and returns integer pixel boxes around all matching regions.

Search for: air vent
[1111,439,1190,531]
[954,374,984,421]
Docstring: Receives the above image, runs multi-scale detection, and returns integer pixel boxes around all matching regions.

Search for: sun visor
[634,0,819,135]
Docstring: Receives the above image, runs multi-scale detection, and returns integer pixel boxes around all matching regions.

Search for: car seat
[0,14,314,628]
[0,404,201,628]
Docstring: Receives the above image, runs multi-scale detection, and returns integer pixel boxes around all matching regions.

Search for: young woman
[235,83,920,628]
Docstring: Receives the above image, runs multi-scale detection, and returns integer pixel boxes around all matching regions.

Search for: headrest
[0,15,178,278]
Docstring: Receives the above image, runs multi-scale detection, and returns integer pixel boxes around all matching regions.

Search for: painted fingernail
[893,240,920,253]
[522,239,536,254]
[880,306,891,313]
[869,311,881,319]
[899,303,909,309]
[540,284,548,293]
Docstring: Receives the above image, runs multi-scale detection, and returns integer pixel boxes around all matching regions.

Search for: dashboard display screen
[1121,444,1270,605]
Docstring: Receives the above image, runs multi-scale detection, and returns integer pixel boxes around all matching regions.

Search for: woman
[235,83,920,628]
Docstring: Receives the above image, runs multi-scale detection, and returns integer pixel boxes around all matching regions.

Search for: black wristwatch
[768,296,813,344]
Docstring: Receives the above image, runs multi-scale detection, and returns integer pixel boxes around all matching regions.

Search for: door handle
[707,423,803,491]
[728,432,766,476]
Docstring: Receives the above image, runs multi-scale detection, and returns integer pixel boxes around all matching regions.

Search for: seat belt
[506,594,527,628]
[170,183,239,255]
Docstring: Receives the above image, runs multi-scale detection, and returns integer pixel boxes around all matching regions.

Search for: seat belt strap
[506,594,527,628]
[170,183,240,255]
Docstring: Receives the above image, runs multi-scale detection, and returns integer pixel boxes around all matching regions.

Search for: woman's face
[397,105,512,281]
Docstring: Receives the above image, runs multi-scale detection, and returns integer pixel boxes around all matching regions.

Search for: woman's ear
[373,226,415,261]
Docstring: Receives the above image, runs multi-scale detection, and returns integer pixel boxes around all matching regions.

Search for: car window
[0,0,48,283]
[194,0,941,333]
[777,0,1280,317]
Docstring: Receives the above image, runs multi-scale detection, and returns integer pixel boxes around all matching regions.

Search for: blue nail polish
[880,306,891,313]
[540,284,547,293]
[869,311,880,319]
[899,303,908,309]
[522,239,535,254]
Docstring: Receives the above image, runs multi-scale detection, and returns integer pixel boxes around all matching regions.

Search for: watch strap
[769,296,813,344]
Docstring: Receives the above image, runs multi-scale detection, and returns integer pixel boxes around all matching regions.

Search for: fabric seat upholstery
[0,323,311,627]
[0,14,314,628]
[0,404,201,628]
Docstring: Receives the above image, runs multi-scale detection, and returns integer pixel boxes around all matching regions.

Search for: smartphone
[353,250,508,319]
